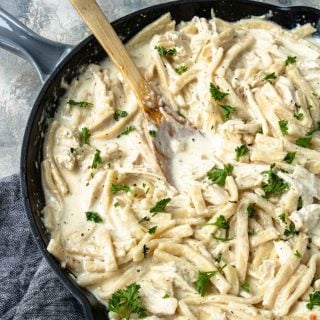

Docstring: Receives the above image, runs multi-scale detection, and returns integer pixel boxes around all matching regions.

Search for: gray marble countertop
[0,0,319,178]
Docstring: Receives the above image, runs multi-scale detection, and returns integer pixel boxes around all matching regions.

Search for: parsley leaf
[162,293,170,299]
[117,126,135,138]
[279,120,289,136]
[285,56,297,66]
[214,253,222,263]
[219,104,236,122]
[108,283,146,320]
[294,250,302,258]
[149,130,157,137]
[241,282,250,293]
[262,164,289,197]
[283,152,296,164]
[284,222,299,239]
[247,203,255,218]
[111,183,130,194]
[148,226,157,234]
[154,46,177,56]
[175,65,188,74]
[91,149,102,169]
[207,164,233,187]
[85,211,103,223]
[177,110,185,118]
[297,196,303,210]
[113,110,128,121]
[80,127,90,145]
[143,244,149,257]
[279,213,286,223]
[294,113,304,120]
[212,235,234,242]
[67,99,93,108]
[211,215,229,229]
[195,265,226,296]
[139,216,150,223]
[150,198,171,215]
[235,144,249,161]
[257,125,263,134]
[296,135,312,148]
[263,72,277,83]
[210,83,229,101]
[307,291,320,310]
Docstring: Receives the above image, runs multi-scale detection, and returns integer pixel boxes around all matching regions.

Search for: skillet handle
[0,8,73,83]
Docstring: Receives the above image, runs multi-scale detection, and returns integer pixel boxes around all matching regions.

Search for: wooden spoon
[69,0,213,191]
[69,0,165,124]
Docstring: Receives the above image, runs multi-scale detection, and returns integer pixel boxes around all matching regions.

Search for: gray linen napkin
[0,174,84,320]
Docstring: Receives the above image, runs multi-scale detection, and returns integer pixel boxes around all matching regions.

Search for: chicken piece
[139,263,178,316]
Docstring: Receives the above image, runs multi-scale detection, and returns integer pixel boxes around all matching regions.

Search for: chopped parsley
[139,216,150,223]
[284,222,299,239]
[177,110,185,118]
[150,198,171,215]
[219,104,236,122]
[247,203,256,218]
[108,283,146,320]
[207,164,233,187]
[262,164,289,198]
[279,120,289,136]
[296,135,312,148]
[283,152,296,164]
[148,226,157,234]
[285,56,297,66]
[195,265,226,297]
[294,113,304,120]
[307,291,320,310]
[214,253,222,263]
[235,144,249,161]
[279,213,286,223]
[149,130,157,137]
[175,65,188,74]
[241,282,250,293]
[297,196,303,210]
[117,126,135,138]
[113,110,128,121]
[294,250,302,258]
[257,125,263,134]
[162,293,170,299]
[91,149,102,169]
[206,215,229,229]
[80,127,90,145]
[85,211,103,223]
[143,244,149,257]
[111,183,130,194]
[154,45,177,56]
[263,72,277,83]
[67,99,93,108]
[210,83,229,101]
[212,235,234,242]
[114,202,120,208]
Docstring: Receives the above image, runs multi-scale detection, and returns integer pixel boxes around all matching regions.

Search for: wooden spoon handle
[69,0,150,102]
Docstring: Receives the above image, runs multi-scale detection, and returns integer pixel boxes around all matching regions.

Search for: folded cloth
[0,174,84,320]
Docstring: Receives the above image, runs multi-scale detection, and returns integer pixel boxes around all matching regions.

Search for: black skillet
[0,0,319,319]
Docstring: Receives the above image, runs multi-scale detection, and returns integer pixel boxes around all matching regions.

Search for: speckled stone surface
[0,0,319,178]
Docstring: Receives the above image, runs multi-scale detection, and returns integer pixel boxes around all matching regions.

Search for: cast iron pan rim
[20,0,320,318]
